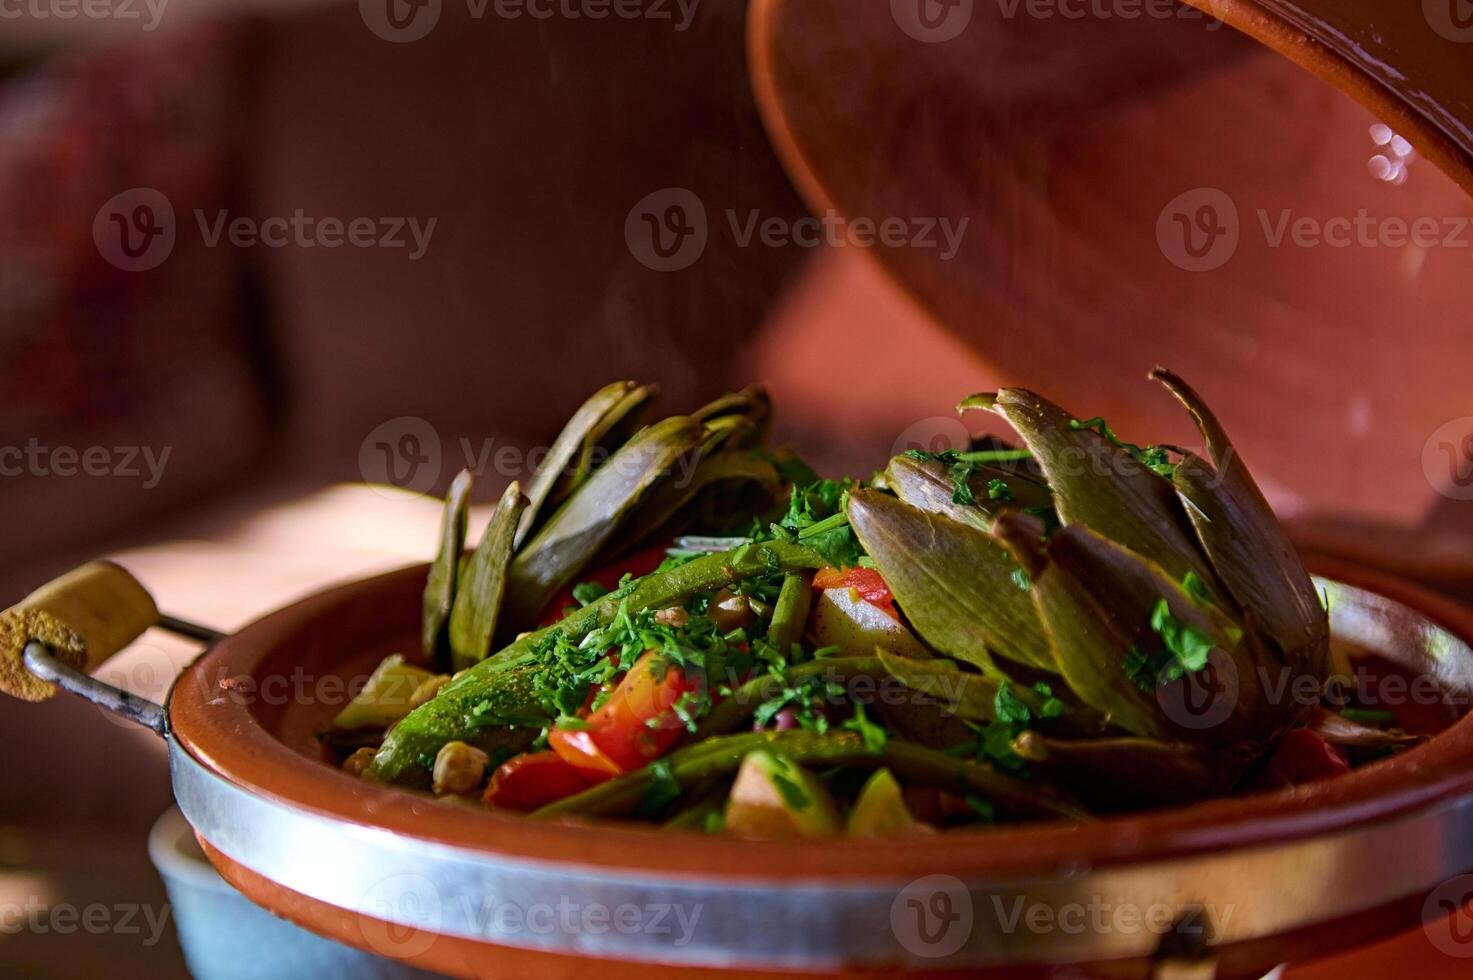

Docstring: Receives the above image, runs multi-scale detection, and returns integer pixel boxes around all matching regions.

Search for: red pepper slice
[813,566,896,617]
[483,751,593,811]
[1259,728,1350,788]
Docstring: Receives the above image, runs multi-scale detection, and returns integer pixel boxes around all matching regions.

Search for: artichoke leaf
[693,384,772,448]
[1001,518,1266,747]
[1309,707,1421,748]
[1151,368,1329,677]
[878,649,1103,735]
[846,489,1054,674]
[422,468,474,668]
[502,415,705,630]
[877,649,1000,722]
[565,383,659,498]
[516,380,642,548]
[610,450,782,553]
[1011,731,1255,809]
[448,481,529,671]
[882,454,1050,529]
[967,387,1221,593]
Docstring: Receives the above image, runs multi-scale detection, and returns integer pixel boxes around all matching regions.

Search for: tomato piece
[538,545,671,627]
[1259,728,1350,788]
[483,751,593,811]
[813,566,896,616]
[549,652,699,779]
[547,728,626,780]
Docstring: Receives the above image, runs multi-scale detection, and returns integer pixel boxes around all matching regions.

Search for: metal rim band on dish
[169,578,1473,970]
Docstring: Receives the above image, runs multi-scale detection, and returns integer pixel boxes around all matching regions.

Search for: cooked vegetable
[484,751,593,811]
[503,415,707,629]
[515,380,645,547]
[347,374,1387,835]
[808,587,930,660]
[448,482,528,671]
[432,741,491,797]
[331,654,438,732]
[368,539,828,784]
[548,651,698,779]
[723,749,842,839]
[847,768,934,837]
[422,469,473,668]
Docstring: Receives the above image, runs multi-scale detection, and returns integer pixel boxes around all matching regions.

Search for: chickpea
[341,747,377,778]
[709,588,755,633]
[433,741,491,797]
[409,674,451,709]
[654,607,690,628]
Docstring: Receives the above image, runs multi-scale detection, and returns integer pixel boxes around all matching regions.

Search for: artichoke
[848,369,1330,808]
[420,383,784,672]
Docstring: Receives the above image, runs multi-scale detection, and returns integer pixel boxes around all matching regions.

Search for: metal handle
[23,641,170,736]
[19,611,224,737]
[2,560,223,734]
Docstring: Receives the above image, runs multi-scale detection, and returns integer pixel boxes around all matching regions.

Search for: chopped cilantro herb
[772,771,811,811]
[965,795,996,823]
[762,477,865,568]
[1124,598,1217,690]
[1339,708,1395,726]
[635,760,683,818]
[841,702,888,753]
[1031,682,1065,719]
[1181,571,1214,606]
[571,581,609,606]
[1069,416,1180,479]
[993,684,1032,725]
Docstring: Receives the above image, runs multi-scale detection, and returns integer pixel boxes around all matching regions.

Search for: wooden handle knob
[0,561,159,702]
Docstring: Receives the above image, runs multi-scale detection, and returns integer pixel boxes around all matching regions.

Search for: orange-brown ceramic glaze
[747,0,1473,592]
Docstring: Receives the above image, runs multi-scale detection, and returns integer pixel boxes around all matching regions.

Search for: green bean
[659,780,731,832]
[695,657,883,738]
[369,540,827,784]
[532,731,1088,822]
[766,571,814,658]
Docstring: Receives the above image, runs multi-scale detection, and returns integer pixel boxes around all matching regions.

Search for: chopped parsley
[771,770,811,811]
[951,682,1062,775]
[762,477,865,568]
[1069,416,1181,479]
[1124,598,1217,691]
[841,701,887,753]
[635,760,682,818]
[571,581,609,606]
[1181,571,1214,606]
